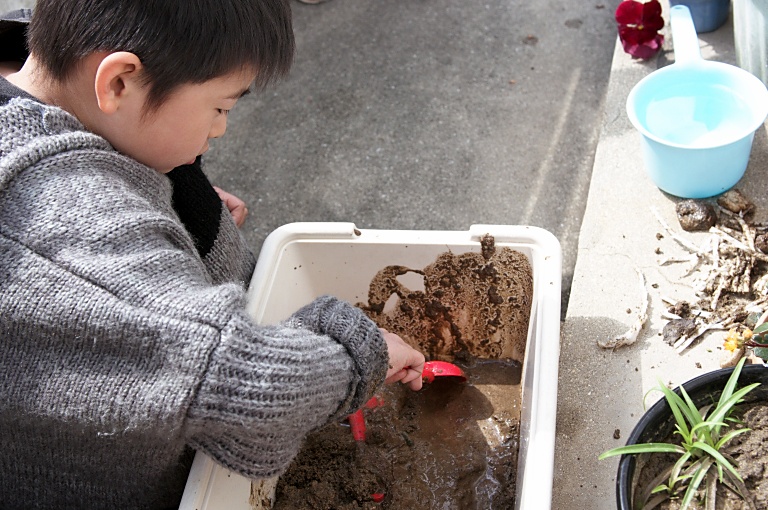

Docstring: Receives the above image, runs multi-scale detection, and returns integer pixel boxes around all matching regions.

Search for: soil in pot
[634,401,768,509]
[273,238,533,509]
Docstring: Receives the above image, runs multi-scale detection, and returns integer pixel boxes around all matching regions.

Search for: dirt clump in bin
[359,234,534,362]
[273,237,534,508]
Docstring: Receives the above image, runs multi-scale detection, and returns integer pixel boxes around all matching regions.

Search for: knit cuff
[187,313,358,478]
[287,295,388,411]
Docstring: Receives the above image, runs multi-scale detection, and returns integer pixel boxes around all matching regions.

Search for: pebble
[662,318,697,345]
[675,200,716,231]
[717,189,754,215]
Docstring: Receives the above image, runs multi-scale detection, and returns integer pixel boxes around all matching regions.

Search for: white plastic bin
[179,223,561,510]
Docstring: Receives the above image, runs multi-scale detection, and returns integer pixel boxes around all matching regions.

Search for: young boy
[0,2,424,508]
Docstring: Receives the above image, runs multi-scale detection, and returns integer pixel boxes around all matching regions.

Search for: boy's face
[112,68,256,173]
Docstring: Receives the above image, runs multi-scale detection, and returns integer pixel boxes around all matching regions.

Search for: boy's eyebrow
[227,89,251,100]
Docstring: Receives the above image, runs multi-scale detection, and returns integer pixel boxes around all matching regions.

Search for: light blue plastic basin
[627,5,768,198]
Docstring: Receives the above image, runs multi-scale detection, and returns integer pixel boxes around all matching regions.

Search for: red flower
[615,0,665,60]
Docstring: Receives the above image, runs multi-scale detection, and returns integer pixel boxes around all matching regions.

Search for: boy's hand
[381,328,425,391]
[213,186,248,227]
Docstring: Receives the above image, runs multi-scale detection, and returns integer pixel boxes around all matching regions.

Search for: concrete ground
[555,7,768,509]
[202,0,621,314]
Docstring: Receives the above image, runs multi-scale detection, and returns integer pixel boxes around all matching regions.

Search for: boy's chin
[152,157,199,173]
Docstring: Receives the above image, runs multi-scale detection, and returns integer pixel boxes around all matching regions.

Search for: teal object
[626,5,768,198]
[669,0,731,33]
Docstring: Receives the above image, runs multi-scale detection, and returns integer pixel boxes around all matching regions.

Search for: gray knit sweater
[0,96,388,509]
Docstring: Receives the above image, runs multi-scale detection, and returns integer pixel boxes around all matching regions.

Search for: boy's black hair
[28,0,294,111]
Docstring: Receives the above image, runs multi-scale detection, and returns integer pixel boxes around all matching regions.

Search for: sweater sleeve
[286,296,389,413]
[186,297,388,478]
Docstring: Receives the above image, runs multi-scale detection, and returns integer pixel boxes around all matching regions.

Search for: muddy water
[385,360,522,508]
[274,359,521,509]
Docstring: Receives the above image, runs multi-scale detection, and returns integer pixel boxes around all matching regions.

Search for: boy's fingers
[229,204,248,227]
[385,369,407,384]
[385,367,424,391]
[407,379,423,391]
[407,359,425,375]
[402,368,423,391]
[212,185,248,227]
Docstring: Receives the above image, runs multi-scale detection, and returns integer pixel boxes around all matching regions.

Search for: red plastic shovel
[347,361,466,441]
[348,396,385,441]
[420,360,467,384]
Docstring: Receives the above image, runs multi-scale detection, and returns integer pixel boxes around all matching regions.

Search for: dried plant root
[599,269,648,349]
[720,345,745,368]
[655,195,768,359]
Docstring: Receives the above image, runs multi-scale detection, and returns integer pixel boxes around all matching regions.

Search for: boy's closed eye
[216,89,251,115]
[217,89,250,116]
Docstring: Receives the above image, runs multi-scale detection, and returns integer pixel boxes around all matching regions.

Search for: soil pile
[359,235,533,361]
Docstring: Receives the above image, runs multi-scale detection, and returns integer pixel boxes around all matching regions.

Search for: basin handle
[670,5,702,65]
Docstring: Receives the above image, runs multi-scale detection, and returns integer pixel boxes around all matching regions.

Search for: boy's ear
[93,52,144,115]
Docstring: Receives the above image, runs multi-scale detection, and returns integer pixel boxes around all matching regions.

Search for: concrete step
[553,4,768,509]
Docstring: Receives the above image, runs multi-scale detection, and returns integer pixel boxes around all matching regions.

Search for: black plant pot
[615,364,768,509]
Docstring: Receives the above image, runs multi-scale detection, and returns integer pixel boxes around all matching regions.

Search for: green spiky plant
[600,357,760,510]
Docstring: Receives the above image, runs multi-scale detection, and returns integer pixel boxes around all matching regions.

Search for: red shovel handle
[347,396,384,441]
[365,395,385,409]
[348,409,366,441]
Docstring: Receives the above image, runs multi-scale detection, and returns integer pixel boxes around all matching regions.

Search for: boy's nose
[209,116,227,139]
